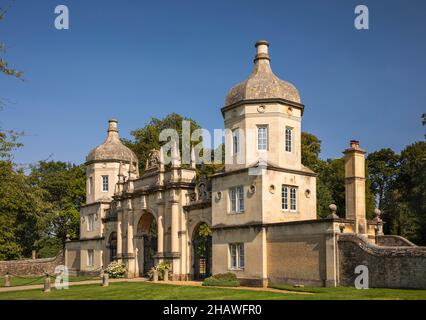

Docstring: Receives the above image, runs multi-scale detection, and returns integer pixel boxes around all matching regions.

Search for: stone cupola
[224,40,301,108]
[85,119,138,204]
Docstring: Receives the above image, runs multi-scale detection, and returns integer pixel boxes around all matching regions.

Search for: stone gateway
[65,40,426,289]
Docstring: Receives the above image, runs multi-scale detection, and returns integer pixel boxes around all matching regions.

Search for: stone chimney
[343,140,367,235]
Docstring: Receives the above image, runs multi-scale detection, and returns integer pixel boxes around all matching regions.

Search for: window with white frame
[102,175,109,192]
[257,126,268,150]
[232,129,240,155]
[87,249,94,267]
[229,186,244,213]
[285,127,293,152]
[282,185,297,212]
[87,213,95,232]
[229,243,244,270]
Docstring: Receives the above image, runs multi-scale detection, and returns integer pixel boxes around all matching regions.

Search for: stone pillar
[127,212,134,255]
[344,140,367,235]
[157,202,164,254]
[171,200,179,253]
[116,211,123,261]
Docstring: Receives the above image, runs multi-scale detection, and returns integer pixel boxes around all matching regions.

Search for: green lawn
[0,281,426,300]
[0,276,98,288]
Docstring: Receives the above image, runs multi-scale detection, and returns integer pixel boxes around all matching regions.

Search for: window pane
[238,243,244,269]
[257,127,268,150]
[232,129,239,155]
[285,128,292,152]
[282,185,288,210]
[290,187,297,211]
[102,175,109,192]
[230,188,236,212]
[237,186,244,212]
[229,244,237,269]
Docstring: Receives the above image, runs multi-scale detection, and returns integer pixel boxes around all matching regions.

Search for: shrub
[105,261,127,278]
[202,273,240,287]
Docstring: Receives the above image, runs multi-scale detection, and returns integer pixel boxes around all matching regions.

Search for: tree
[367,148,399,209]
[123,113,201,173]
[0,2,22,80]
[28,161,86,254]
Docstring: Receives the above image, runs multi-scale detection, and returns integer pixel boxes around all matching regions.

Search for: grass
[269,284,426,300]
[0,281,426,300]
[0,275,98,288]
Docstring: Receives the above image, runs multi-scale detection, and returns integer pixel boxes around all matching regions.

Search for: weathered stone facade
[61,40,426,289]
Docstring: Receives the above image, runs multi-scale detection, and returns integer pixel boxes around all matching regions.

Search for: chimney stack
[343,140,367,235]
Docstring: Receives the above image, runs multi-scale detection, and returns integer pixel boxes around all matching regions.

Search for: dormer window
[102,175,109,192]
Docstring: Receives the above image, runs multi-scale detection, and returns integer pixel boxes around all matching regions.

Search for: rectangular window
[102,175,109,192]
[282,185,297,212]
[237,186,244,212]
[238,243,244,269]
[285,127,292,152]
[229,186,244,213]
[230,244,237,270]
[232,129,239,155]
[290,187,297,211]
[87,249,94,267]
[257,126,268,150]
[229,243,244,270]
[281,185,288,210]
[230,188,237,212]
[87,214,94,232]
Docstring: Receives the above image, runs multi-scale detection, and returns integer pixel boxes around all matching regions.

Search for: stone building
[65,41,426,289]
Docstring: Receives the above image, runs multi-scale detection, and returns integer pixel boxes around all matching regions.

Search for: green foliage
[123,113,200,172]
[124,113,223,177]
[380,142,426,244]
[28,161,86,244]
[0,4,23,81]
[301,132,375,219]
[0,129,22,159]
[202,273,240,287]
[149,261,171,280]
[35,237,62,258]
[105,261,127,278]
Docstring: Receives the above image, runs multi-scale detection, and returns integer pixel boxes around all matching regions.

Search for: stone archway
[192,222,212,280]
[136,212,158,275]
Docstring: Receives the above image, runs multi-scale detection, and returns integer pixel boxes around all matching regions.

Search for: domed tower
[222,40,304,171]
[85,119,138,204]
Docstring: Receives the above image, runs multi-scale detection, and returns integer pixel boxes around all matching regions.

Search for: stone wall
[266,219,338,287]
[377,235,416,247]
[338,234,426,289]
[0,251,64,276]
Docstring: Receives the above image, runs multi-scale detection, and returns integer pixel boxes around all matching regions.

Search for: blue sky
[1,0,425,166]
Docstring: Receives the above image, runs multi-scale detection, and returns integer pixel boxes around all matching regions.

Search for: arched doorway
[192,223,212,280]
[137,212,158,275]
[108,232,117,262]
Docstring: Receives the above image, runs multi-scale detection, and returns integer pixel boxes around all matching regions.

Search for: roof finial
[108,118,118,133]
[106,118,120,142]
[254,40,270,63]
